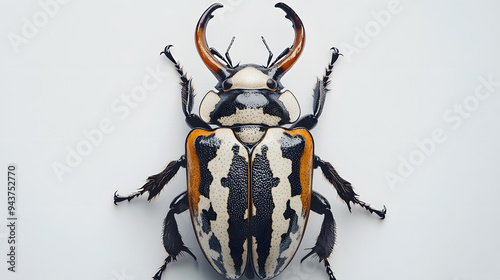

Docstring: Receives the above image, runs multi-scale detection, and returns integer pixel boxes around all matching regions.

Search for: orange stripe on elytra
[186,129,215,215]
[286,129,314,214]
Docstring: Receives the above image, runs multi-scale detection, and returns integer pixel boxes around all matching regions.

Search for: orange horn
[195,3,229,81]
[272,2,306,79]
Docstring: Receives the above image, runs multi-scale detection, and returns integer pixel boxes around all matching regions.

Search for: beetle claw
[113,191,128,205]
[160,45,177,65]
[113,191,119,205]
[376,205,388,220]
[330,46,342,55]
[113,190,140,205]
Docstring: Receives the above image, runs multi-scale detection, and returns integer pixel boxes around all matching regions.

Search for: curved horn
[195,3,229,81]
[272,2,306,79]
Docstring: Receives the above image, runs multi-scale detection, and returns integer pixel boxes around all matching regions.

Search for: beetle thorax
[199,66,301,130]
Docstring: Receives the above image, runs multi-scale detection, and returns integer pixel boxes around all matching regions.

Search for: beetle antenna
[261,36,274,68]
[208,37,237,69]
[209,47,231,67]
[225,36,236,68]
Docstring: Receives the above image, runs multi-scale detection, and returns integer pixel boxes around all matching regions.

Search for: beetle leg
[154,191,196,280]
[301,191,337,280]
[314,156,387,219]
[113,155,186,204]
[291,47,341,130]
[160,45,211,130]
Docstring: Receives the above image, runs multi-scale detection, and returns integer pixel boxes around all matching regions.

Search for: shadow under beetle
[114,3,386,280]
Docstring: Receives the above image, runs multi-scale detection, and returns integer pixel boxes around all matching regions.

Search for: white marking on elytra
[218,108,281,126]
[251,128,307,277]
[199,90,220,122]
[197,129,249,277]
[278,90,301,123]
[195,196,224,274]
[230,67,270,90]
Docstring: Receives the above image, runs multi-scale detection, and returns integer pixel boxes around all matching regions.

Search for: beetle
[114,3,386,280]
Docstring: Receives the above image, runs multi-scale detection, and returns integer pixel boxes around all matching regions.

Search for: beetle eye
[267,79,277,90]
[222,79,233,91]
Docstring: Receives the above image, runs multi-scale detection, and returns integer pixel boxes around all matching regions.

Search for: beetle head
[197,3,304,127]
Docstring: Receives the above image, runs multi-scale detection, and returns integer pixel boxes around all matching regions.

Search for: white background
[1,0,500,280]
